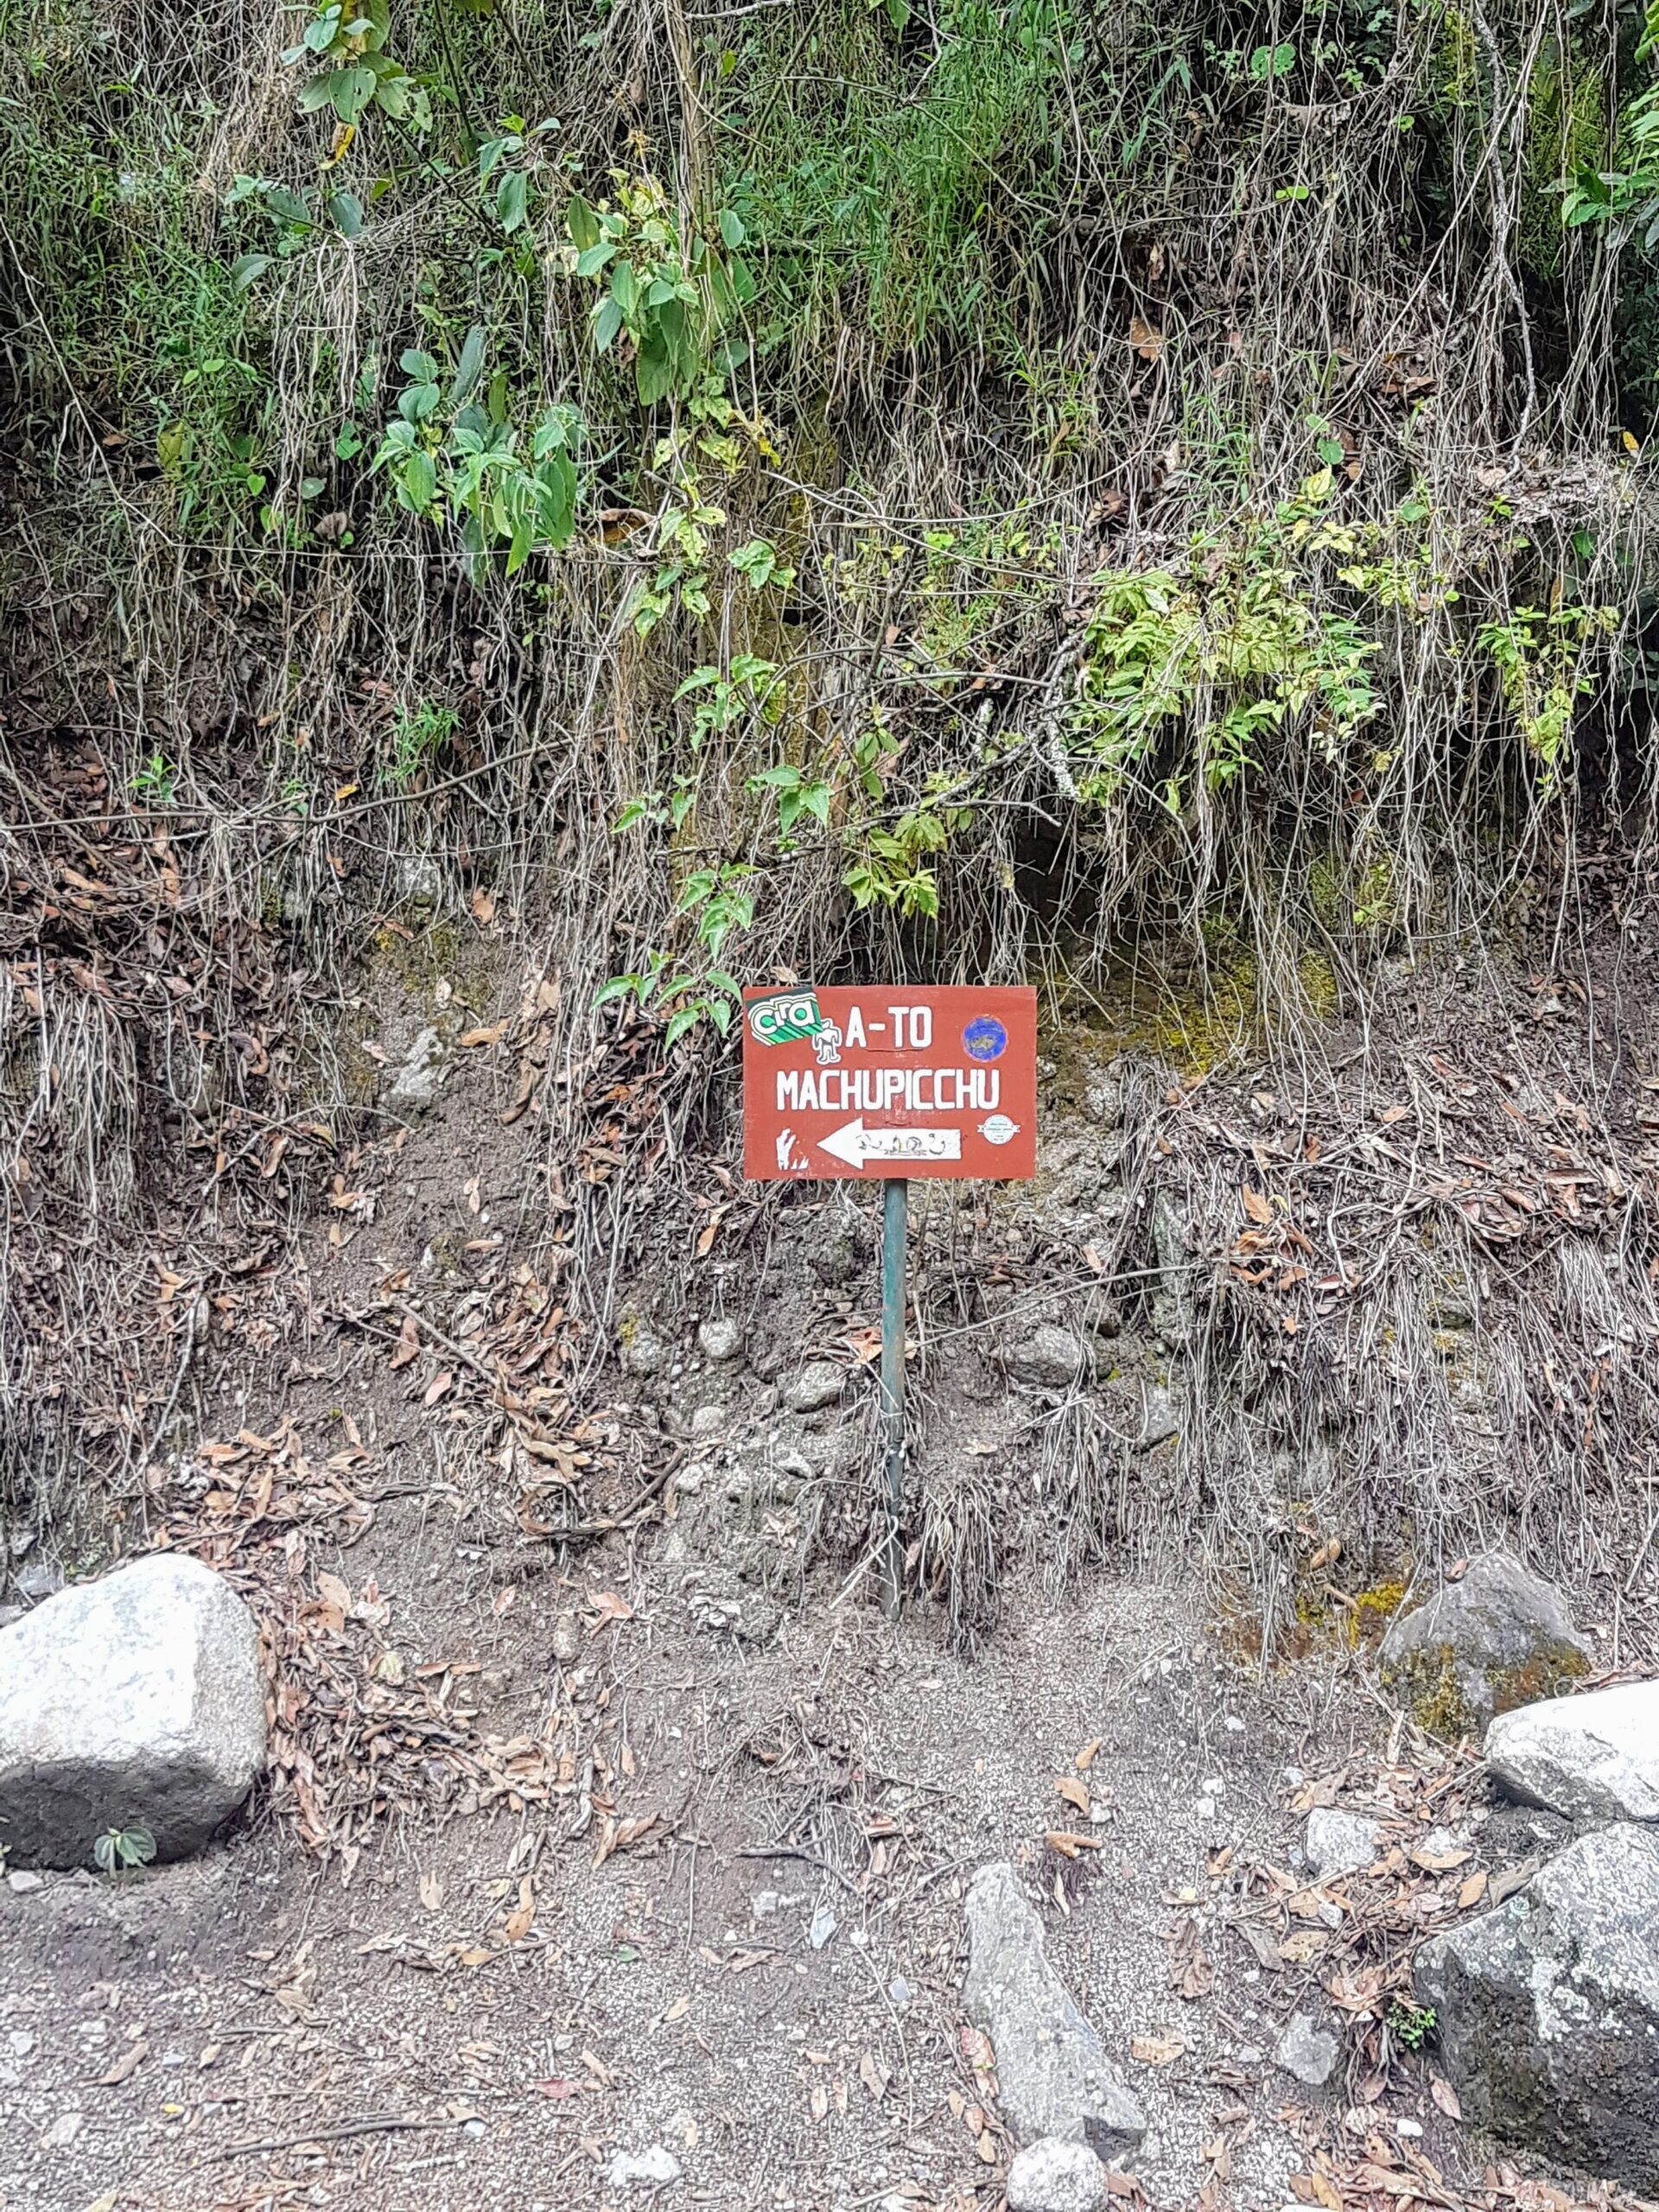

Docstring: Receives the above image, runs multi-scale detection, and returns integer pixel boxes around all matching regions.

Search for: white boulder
[0,1553,267,1867]
[1485,1679,1659,1823]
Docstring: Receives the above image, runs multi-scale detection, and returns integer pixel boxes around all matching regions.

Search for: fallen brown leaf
[1046,1830,1102,1859]
[1430,2074,1462,2120]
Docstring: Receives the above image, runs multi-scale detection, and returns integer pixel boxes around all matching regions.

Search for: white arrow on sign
[817,1119,963,1170]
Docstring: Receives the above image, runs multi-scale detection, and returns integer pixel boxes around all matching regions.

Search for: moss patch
[1384,1636,1592,1739]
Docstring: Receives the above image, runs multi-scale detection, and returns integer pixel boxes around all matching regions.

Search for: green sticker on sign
[746,988,823,1046]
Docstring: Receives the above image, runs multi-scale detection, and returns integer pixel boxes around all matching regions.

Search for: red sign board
[742,986,1037,1182]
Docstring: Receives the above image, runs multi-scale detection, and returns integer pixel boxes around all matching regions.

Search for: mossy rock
[1378,1550,1592,1740]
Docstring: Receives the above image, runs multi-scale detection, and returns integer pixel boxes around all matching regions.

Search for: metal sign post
[741,985,1037,1614]
[880,1174,908,1620]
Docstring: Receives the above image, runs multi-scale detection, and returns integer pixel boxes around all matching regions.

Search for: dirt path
[3,1541,1527,2212]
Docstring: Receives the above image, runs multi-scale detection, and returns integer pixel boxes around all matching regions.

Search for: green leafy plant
[372,334,583,572]
[478,115,561,246]
[562,173,751,406]
[842,796,962,919]
[224,173,368,294]
[383,701,460,790]
[1478,601,1620,771]
[130,753,177,807]
[283,0,431,134]
[1387,1999,1437,2051]
[93,1823,156,1875]
[674,657,783,750]
[594,863,754,1046]
[1560,2,1659,245]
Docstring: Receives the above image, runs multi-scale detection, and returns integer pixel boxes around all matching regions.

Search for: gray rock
[621,1322,668,1377]
[785,1361,845,1413]
[689,1404,727,1441]
[696,1317,743,1363]
[13,1560,63,1604]
[397,853,442,906]
[550,1611,581,1665]
[1148,1192,1194,1346]
[1379,1550,1592,1737]
[0,1554,267,1868]
[1004,1325,1090,1391]
[385,1025,449,1116]
[1007,2138,1108,2212]
[1304,1808,1382,1878]
[605,2145,682,2190]
[962,1862,1145,2162]
[1137,1385,1179,1449]
[1274,2011,1339,2087]
[1485,1680,1659,1823]
[1415,1824,1659,2191]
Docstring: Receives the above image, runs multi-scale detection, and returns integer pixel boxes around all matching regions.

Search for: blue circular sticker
[962,1016,1007,1063]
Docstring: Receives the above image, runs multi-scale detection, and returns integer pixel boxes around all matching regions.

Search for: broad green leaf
[497,170,528,234]
[592,296,623,352]
[452,324,486,404]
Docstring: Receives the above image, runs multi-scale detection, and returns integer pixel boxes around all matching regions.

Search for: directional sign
[741,986,1037,1182]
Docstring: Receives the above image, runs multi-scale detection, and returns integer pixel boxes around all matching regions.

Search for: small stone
[6,1870,45,1893]
[887,1975,912,2006]
[40,2111,82,2149]
[605,2145,682,2190]
[397,853,442,906]
[785,1362,845,1414]
[1007,2137,1108,2212]
[1138,1385,1179,1447]
[808,1899,837,1949]
[550,1611,581,1666]
[385,1025,450,1117]
[1003,1325,1090,1390]
[8,2031,36,2057]
[696,1318,743,1363]
[1379,1550,1592,1738]
[1274,2012,1339,2088]
[962,1862,1145,2158]
[1304,1808,1382,1878]
[621,1323,668,1378]
[0,1554,267,1867]
[1484,1679,1659,1823]
[689,1405,727,1441]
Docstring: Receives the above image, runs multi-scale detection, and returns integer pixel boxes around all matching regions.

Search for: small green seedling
[93,1824,156,1875]
[1388,1999,1436,2051]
